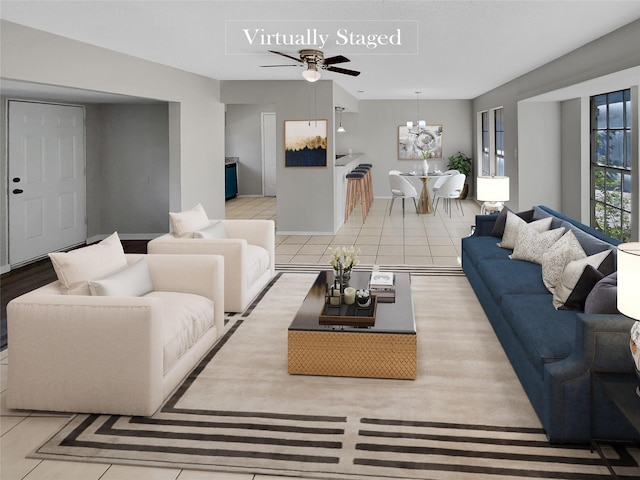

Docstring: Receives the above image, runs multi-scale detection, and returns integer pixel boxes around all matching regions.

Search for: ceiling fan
[261,49,361,82]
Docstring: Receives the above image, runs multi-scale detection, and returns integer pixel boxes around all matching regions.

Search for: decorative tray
[319,296,377,327]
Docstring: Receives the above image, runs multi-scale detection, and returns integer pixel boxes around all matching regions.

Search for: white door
[262,112,277,196]
[8,101,86,265]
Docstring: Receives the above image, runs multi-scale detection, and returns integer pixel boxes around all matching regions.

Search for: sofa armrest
[472,214,498,236]
[542,313,634,441]
[143,253,224,335]
[7,294,165,415]
[220,219,275,266]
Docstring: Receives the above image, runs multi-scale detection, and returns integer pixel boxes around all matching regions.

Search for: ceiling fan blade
[260,64,302,68]
[326,66,361,77]
[322,55,350,65]
[268,50,303,63]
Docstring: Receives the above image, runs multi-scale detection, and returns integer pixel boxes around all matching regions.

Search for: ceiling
[1,0,640,101]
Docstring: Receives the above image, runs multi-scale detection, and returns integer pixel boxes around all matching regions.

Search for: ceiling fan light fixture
[302,64,321,82]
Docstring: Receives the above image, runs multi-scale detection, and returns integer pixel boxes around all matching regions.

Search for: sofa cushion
[552,250,615,310]
[246,245,271,288]
[462,236,512,268]
[49,232,127,295]
[541,230,587,292]
[510,226,565,264]
[584,272,618,314]
[88,258,154,297]
[144,291,214,374]
[169,203,209,237]
[498,212,553,250]
[477,259,549,303]
[194,221,227,239]
[501,294,576,375]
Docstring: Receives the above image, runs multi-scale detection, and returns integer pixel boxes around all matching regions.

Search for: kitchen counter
[335,153,365,166]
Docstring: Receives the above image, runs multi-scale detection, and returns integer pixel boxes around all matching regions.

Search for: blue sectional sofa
[462,205,637,444]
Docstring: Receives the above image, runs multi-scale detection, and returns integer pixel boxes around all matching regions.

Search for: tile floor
[226,196,480,267]
[0,195,481,480]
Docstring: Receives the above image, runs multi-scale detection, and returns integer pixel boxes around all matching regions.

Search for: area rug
[31,269,640,479]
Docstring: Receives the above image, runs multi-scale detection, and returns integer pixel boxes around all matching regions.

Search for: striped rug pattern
[31,269,640,479]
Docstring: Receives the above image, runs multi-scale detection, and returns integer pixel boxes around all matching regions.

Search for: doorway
[262,112,277,196]
[7,100,86,266]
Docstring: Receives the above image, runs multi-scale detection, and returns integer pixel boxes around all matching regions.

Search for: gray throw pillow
[584,272,618,314]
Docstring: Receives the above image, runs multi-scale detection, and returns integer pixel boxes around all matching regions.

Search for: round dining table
[401,172,452,214]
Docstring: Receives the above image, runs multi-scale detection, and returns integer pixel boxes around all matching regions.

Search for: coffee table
[288,271,416,379]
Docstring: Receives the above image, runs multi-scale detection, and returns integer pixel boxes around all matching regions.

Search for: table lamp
[476,176,509,214]
[617,242,640,394]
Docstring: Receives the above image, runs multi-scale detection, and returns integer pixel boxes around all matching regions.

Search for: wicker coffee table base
[288,330,417,380]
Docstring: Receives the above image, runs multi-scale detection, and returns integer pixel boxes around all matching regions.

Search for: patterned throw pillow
[497,212,553,250]
[509,225,565,264]
[540,230,587,292]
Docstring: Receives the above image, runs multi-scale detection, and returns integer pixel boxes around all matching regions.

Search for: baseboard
[0,264,10,274]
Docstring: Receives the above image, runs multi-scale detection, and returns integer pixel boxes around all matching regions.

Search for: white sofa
[148,213,275,313]
[7,243,224,416]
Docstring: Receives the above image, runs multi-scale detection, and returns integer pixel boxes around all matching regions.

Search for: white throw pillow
[552,250,612,309]
[193,221,227,239]
[509,226,565,264]
[169,203,209,237]
[49,232,127,295]
[89,257,154,297]
[497,212,553,250]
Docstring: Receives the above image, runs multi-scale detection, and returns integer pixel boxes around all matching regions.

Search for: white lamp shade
[476,176,510,202]
[617,242,640,321]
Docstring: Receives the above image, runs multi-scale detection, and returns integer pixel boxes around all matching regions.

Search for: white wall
[0,20,224,267]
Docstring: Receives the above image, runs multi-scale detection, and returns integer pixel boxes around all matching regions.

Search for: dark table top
[288,270,415,334]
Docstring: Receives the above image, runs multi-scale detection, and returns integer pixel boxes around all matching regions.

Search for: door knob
[12,189,24,194]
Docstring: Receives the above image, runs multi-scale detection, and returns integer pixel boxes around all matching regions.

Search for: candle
[330,286,341,306]
[344,287,356,305]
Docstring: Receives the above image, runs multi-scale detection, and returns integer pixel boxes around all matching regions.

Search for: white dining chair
[388,172,419,217]
[433,173,466,217]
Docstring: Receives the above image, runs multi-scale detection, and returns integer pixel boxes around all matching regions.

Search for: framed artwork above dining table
[398,124,443,160]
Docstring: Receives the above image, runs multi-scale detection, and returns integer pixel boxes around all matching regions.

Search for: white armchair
[7,248,225,417]
[148,217,275,313]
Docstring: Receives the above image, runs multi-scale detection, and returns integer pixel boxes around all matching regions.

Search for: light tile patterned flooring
[226,196,480,267]
[0,195,480,480]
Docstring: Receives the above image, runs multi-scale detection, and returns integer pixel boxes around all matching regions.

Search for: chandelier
[406,91,426,133]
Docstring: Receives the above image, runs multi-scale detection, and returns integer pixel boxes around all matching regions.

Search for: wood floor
[0,241,148,351]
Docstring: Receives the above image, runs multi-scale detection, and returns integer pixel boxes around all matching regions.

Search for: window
[494,108,504,176]
[590,89,632,242]
[481,111,490,175]
[478,107,504,176]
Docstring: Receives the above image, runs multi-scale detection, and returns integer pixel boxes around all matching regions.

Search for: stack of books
[368,271,396,303]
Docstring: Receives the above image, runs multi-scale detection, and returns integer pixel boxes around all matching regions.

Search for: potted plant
[446,151,472,199]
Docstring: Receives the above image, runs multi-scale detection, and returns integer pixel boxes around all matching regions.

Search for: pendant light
[336,106,346,133]
[407,91,426,132]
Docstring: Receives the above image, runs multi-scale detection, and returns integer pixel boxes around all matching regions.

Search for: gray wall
[1,20,224,269]
[87,104,170,238]
[225,104,276,196]
[222,80,337,234]
[473,19,640,217]
[338,99,473,198]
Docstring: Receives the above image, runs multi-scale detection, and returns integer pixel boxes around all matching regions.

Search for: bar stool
[345,171,368,222]
[354,165,374,209]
